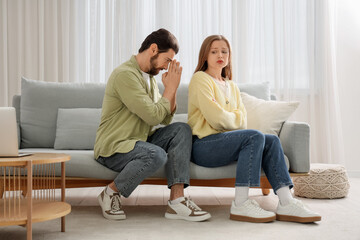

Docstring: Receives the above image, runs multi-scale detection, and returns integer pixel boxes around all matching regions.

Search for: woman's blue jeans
[192,129,293,193]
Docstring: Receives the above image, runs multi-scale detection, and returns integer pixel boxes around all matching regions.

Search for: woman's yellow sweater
[188,71,247,139]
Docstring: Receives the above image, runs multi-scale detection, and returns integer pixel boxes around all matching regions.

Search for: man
[94,28,211,222]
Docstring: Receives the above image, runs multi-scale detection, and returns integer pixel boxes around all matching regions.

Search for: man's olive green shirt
[94,55,174,159]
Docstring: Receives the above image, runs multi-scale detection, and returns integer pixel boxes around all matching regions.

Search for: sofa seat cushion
[19,148,117,179]
[153,155,289,179]
[19,149,289,180]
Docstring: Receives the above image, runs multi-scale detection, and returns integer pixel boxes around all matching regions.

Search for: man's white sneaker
[230,199,276,223]
[165,197,211,222]
[276,198,321,223]
[98,189,126,220]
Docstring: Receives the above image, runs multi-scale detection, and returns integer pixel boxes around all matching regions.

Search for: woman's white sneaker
[230,199,276,223]
[276,198,321,223]
[165,197,211,222]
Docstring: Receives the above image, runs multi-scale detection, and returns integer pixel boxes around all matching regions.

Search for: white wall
[337,0,360,177]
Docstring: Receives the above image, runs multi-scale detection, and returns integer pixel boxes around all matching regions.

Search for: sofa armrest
[279,121,310,173]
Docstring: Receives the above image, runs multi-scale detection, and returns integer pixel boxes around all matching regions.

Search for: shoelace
[249,200,268,214]
[184,197,202,211]
[293,199,311,212]
[294,200,304,207]
[111,194,122,213]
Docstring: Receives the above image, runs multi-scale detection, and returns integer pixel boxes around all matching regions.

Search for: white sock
[235,187,249,206]
[105,185,117,195]
[170,197,185,205]
[277,187,294,206]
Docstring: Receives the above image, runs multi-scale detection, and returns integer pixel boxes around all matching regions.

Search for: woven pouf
[293,163,350,199]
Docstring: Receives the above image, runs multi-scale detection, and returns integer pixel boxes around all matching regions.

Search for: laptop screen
[0,107,20,156]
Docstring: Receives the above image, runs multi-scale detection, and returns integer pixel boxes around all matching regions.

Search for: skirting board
[346,171,360,178]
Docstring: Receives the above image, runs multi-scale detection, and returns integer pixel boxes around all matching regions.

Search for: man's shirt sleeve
[112,71,171,126]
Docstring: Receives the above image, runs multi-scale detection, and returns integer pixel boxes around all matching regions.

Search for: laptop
[0,107,31,157]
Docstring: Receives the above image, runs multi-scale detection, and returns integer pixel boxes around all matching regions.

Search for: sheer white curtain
[233,0,344,164]
[0,0,344,164]
[0,0,233,98]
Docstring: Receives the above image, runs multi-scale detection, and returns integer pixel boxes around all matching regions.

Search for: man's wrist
[163,87,177,96]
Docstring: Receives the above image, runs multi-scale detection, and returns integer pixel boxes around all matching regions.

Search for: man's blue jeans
[96,122,192,198]
[192,129,293,193]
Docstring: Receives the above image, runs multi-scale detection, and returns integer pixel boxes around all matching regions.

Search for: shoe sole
[102,211,126,220]
[276,214,321,223]
[165,212,211,222]
[230,214,276,223]
[97,194,126,221]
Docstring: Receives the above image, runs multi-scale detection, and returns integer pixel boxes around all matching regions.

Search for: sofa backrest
[14,77,270,148]
[18,77,106,148]
[158,81,271,114]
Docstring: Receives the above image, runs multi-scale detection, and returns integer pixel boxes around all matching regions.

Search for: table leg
[27,161,32,240]
[61,162,65,232]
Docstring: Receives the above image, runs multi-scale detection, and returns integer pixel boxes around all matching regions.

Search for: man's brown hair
[138,28,179,54]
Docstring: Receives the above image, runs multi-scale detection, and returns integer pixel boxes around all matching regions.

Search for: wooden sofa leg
[261,188,270,195]
[260,176,271,196]
[0,180,4,198]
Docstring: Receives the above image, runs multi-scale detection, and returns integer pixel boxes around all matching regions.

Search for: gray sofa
[13,77,310,192]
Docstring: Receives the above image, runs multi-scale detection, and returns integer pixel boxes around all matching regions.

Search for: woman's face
[206,40,229,72]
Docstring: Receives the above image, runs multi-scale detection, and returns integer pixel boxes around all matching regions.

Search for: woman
[188,35,321,223]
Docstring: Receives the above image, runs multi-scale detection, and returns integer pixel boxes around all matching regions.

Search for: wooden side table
[0,153,71,240]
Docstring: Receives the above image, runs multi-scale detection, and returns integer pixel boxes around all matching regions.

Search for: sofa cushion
[20,77,105,148]
[54,108,102,150]
[19,148,289,179]
[158,83,189,114]
[171,113,188,123]
[238,81,271,101]
[241,92,300,135]
[19,78,270,148]
[19,148,118,179]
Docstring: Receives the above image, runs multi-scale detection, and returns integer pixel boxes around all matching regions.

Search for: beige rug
[1,178,360,240]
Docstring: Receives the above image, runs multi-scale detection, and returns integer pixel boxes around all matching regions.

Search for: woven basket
[293,163,350,199]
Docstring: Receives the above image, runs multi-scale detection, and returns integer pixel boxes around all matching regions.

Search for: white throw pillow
[240,92,300,135]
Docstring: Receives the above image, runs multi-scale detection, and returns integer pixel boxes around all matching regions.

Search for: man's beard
[147,54,162,76]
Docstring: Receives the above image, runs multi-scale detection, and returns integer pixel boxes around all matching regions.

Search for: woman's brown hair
[194,35,232,80]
